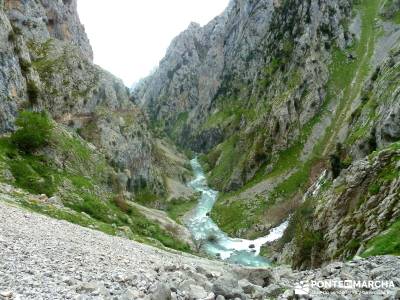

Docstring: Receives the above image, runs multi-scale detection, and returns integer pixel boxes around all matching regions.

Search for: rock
[0,170,14,182]
[248,244,255,249]
[179,279,197,291]
[188,285,207,299]
[392,289,400,299]
[238,279,255,294]
[289,146,400,267]
[212,277,244,299]
[76,282,104,294]
[263,283,283,298]
[203,292,216,300]
[38,194,48,202]
[120,289,141,300]
[62,276,75,286]
[281,289,295,299]
[215,296,225,300]
[164,264,179,272]
[151,283,171,300]
[47,196,63,206]
[0,291,12,298]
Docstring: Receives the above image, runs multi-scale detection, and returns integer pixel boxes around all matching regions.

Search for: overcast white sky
[77,0,229,87]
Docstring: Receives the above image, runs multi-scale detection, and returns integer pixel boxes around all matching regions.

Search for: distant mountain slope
[0,0,194,250]
[135,0,400,268]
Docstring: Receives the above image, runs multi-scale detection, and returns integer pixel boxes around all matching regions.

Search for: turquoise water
[185,158,289,267]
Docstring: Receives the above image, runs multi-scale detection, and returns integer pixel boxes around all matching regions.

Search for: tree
[11,111,53,153]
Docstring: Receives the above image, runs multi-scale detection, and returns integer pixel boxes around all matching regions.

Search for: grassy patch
[9,154,60,196]
[362,218,400,257]
[134,189,159,206]
[166,197,198,223]
[211,199,256,236]
[207,134,240,189]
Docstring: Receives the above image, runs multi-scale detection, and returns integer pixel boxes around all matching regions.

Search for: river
[185,158,288,267]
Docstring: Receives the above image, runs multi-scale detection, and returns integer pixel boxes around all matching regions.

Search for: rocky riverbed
[1,201,400,300]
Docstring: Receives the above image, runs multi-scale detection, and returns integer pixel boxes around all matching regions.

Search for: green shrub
[19,58,31,76]
[11,111,53,153]
[368,183,380,195]
[8,30,17,43]
[69,195,112,223]
[26,80,40,105]
[9,156,58,196]
[330,144,344,178]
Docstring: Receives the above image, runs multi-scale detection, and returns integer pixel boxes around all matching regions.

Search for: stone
[263,283,283,298]
[0,291,12,298]
[151,283,171,300]
[62,276,75,286]
[47,196,62,206]
[212,277,244,299]
[188,285,207,299]
[238,279,255,294]
[203,292,215,300]
[281,289,295,299]
[120,289,141,300]
[392,289,400,299]
[76,282,101,294]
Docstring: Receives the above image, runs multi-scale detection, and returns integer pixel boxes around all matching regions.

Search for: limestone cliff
[0,0,195,250]
[0,0,187,197]
[135,0,352,191]
[136,0,400,269]
[134,0,354,235]
[275,143,400,269]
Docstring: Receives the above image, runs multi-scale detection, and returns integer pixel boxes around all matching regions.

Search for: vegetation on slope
[362,218,400,257]
[209,0,382,238]
[0,111,191,252]
[278,141,400,268]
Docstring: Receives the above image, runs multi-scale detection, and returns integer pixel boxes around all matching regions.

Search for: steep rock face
[272,1,400,267]
[135,0,357,239]
[261,0,400,270]
[4,0,92,60]
[277,144,400,270]
[137,0,400,262]
[347,42,400,159]
[0,0,169,195]
[135,0,352,191]
[0,4,25,132]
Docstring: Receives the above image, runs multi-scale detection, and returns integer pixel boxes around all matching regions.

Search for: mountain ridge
[0,0,399,298]
[135,0,400,268]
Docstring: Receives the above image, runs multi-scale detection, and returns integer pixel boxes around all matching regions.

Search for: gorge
[0,0,400,299]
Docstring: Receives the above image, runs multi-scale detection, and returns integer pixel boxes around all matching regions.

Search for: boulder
[188,285,207,300]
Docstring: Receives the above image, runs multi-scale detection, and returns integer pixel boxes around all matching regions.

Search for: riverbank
[185,158,291,267]
[1,200,399,299]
